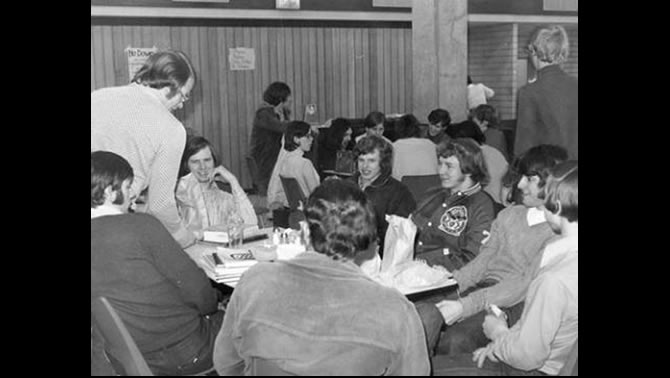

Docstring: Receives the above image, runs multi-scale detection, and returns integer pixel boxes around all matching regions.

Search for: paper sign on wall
[126,46,158,81]
[229,48,255,71]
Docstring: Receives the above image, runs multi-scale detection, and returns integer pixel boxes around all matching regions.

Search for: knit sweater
[91,83,194,247]
[453,205,557,318]
[91,213,219,354]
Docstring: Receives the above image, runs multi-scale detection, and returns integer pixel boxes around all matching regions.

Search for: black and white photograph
[91,0,578,375]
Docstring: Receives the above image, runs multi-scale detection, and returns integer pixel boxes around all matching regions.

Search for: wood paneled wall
[468,24,516,121]
[91,23,413,189]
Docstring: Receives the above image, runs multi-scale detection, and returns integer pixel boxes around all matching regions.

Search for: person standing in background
[91,49,198,248]
[467,76,495,111]
[514,25,578,159]
[249,82,292,195]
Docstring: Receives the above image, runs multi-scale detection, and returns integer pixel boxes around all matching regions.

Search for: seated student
[267,120,321,209]
[426,108,452,145]
[91,151,224,376]
[175,136,257,238]
[350,134,416,255]
[447,120,508,205]
[471,104,508,161]
[419,144,568,356]
[212,179,430,375]
[412,138,495,272]
[316,117,354,176]
[391,114,439,181]
[355,111,392,144]
[432,160,578,376]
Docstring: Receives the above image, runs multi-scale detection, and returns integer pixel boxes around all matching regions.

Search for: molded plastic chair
[279,176,306,230]
[401,174,441,203]
[91,297,154,376]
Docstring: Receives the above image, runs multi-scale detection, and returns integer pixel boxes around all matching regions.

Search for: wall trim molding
[91,6,577,24]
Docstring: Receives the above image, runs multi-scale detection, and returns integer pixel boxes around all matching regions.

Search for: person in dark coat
[514,25,578,159]
[249,82,292,195]
[349,135,416,255]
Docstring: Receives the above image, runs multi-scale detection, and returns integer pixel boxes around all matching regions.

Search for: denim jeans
[143,311,224,376]
[431,353,548,376]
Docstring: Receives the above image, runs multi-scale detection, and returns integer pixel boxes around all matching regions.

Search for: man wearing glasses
[92,49,199,248]
[514,25,578,160]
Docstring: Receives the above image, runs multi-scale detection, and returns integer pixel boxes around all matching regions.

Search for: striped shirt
[91,83,195,247]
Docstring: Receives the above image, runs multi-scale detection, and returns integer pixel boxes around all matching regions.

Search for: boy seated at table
[175,136,257,239]
[212,179,429,376]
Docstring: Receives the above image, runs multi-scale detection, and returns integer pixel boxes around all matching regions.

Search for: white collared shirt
[91,205,123,219]
[526,206,546,227]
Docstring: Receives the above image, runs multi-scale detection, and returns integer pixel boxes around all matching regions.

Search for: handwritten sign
[228,48,255,71]
[126,47,157,81]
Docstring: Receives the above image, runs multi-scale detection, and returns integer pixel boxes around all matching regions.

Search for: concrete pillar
[412,0,468,122]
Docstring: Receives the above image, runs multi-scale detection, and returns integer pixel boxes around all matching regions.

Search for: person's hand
[472,344,498,368]
[321,118,333,128]
[435,300,464,325]
[482,314,509,340]
[310,124,321,135]
[213,165,238,185]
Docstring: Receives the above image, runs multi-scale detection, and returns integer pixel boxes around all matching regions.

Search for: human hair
[515,144,569,189]
[436,138,489,186]
[91,151,134,208]
[542,160,578,222]
[262,81,291,106]
[325,118,352,149]
[131,50,196,99]
[529,25,569,65]
[284,121,312,152]
[472,104,500,128]
[428,108,451,127]
[446,120,486,145]
[394,114,421,139]
[353,134,393,177]
[180,136,220,178]
[364,111,385,129]
[304,179,377,262]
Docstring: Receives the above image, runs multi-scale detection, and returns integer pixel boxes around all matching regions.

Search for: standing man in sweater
[91,49,197,248]
[91,151,224,375]
[514,25,578,159]
[418,144,568,356]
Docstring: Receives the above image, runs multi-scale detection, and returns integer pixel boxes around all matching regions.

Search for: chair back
[558,339,578,376]
[91,297,154,376]
[401,174,441,203]
[279,176,306,211]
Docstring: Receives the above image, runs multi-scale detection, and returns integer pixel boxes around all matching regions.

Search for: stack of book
[200,251,257,286]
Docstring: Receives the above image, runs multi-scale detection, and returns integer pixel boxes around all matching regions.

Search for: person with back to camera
[432,160,578,376]
[212,179,430,375]
[471,104,508,161]
[91,151,224,376]
[418,144,568,358]
[267,120,321,210]
[249,81,293,195]
[91,49,198,248]
[350,134,416,256]
[391,114,439,181]
[175,136,257,239]
[426,108,452,145]
[355,110,392,144]
[467,75,495,111]
[514,25,578,159]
